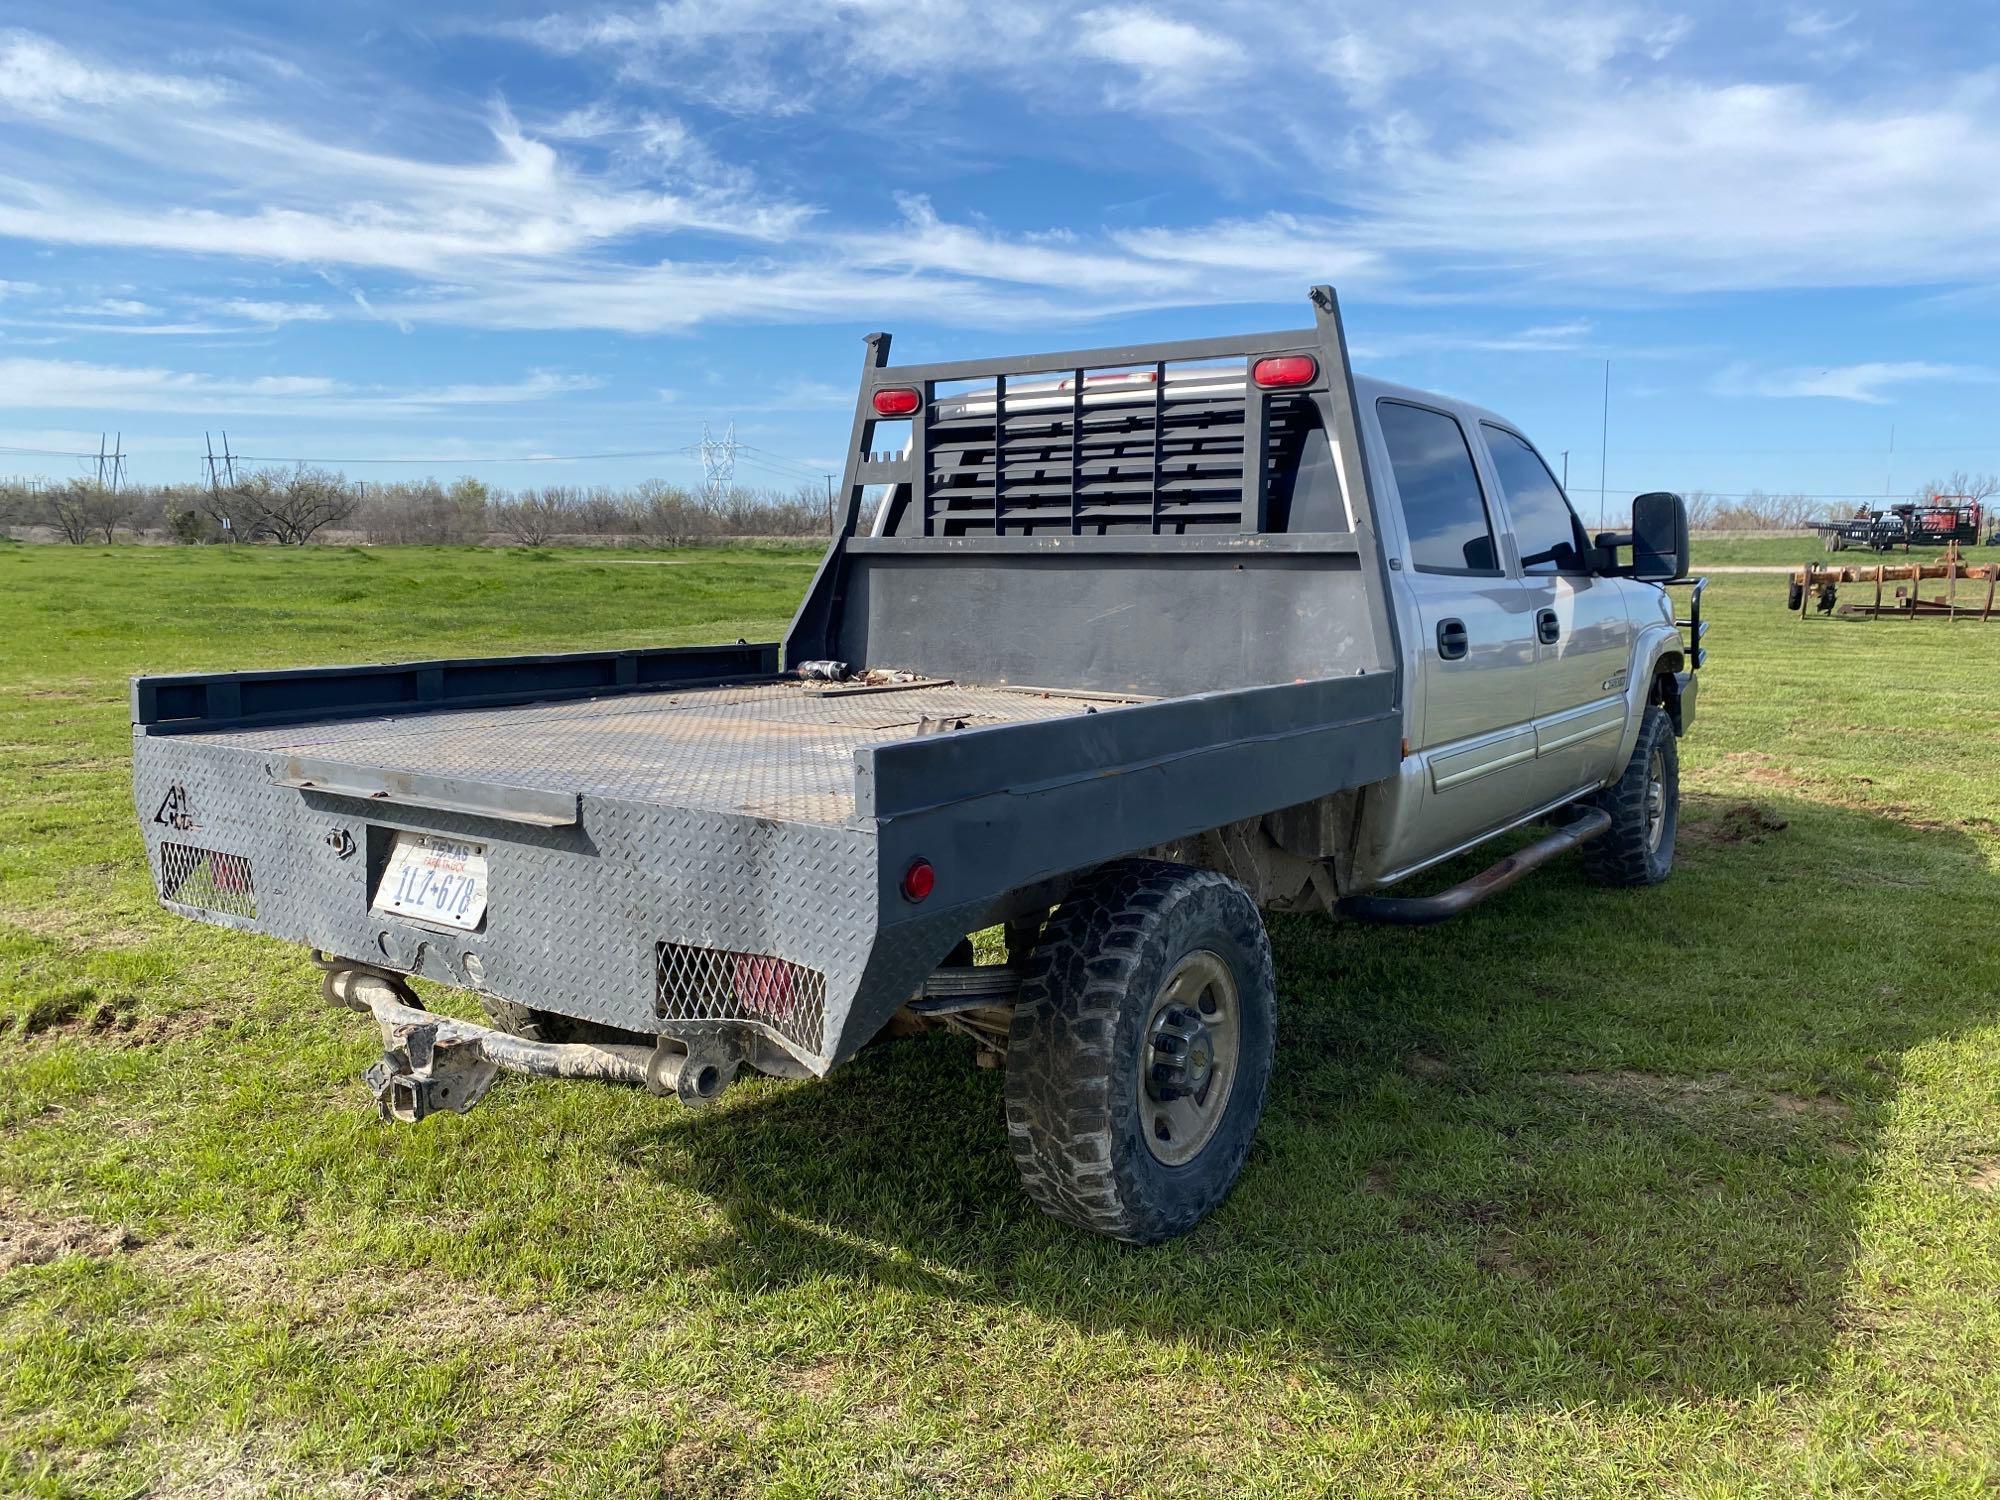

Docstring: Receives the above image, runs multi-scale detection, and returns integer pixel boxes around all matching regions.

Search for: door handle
[1536,607,1561,645]
[1436,618,1469,660]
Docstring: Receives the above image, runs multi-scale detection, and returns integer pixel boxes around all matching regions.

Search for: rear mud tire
[477,997,575,1044]
[1004,860,1275,1244]
[1581,704,1678,887]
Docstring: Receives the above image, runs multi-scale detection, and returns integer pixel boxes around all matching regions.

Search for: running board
[1336,809,1613,925]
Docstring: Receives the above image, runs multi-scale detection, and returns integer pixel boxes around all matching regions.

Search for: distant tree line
[0,466,836,546]
[1670,471,1999,531]
[5,467,1996,545]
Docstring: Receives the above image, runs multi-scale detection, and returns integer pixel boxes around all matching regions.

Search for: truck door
[1478,424,1635,803]
[1376,399,1542,860]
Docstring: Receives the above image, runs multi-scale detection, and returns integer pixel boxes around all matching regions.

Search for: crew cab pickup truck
[132,284,1706,1243]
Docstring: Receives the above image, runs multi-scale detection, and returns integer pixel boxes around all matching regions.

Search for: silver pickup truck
[131,284,1706,1243]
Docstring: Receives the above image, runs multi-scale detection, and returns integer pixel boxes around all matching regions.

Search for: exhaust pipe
[321,967,732,1121]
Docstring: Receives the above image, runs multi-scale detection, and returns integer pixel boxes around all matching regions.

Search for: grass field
[3,540,1999,1498]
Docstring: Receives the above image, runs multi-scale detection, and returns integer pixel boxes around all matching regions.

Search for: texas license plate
[373,834,489,931]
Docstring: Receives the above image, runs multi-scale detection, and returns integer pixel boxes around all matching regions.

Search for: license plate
[373,834,489,931]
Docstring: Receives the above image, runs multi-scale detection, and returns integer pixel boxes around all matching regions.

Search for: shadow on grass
[608,796,1992,1406]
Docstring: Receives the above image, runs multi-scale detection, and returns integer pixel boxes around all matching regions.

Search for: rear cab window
[1376,400,1501,575]
[1482,425,1589,574]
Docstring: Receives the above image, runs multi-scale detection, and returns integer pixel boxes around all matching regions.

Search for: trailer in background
[1812,497,1984,554]
[1786,542,2000,619]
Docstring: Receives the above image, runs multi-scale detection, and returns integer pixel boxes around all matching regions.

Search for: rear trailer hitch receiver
[319,963,736,1122]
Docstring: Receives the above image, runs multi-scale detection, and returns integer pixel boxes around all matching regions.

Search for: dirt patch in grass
[1404,1051,1454,1083]
[0,1197,143,1271]
[1553,1070,1852,1123]
[1717,751,1810,789]
[1969,1160,2000,1194]
[1684,802,1790,847]
[0,988,212,1048]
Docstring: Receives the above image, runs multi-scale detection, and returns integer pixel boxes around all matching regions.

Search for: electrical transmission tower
[698,421,740,505]
[95,433,126,492]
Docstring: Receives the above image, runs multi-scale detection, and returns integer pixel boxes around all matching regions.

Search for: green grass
[1691,534,1828,567]
[4,540,1999,1497]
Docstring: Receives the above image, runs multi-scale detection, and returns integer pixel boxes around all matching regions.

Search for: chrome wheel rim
[1644,748,1668,853]
[1138,950,1240,1167]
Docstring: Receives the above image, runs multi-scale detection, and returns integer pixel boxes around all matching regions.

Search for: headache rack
[917,363,1319,537]
[832,284,1372,544]
[783,284,1401,698]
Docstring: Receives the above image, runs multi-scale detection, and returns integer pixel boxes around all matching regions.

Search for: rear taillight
[873,387,921,416]
[1251,355,1318,389]
[901,858,936,902]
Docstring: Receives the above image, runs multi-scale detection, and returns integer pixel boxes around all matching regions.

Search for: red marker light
[1251,355,1318,389]
[873,387,921,416]
[901,858,936,902]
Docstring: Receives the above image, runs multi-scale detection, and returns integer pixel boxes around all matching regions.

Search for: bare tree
[210,465,357,544]
[626,478,711,548]
[1911,470,1999,504]
[490,486,575,546]
[1680,490,1719,529]
[43,479,132,543]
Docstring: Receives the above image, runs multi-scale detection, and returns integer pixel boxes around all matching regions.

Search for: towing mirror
[1629,492,1690,582]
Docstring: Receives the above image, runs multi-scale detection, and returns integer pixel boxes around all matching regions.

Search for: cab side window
[1377,400,1500,575]
[1483,425,1588,575]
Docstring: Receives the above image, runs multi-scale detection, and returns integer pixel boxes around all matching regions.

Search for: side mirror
[1629,492,1690,581]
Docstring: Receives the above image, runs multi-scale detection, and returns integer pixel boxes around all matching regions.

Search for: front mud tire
[1004,860,1275,1244]
[1581,704,1679,887]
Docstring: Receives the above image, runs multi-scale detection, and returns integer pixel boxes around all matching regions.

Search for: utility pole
[1561,450,1570,491]
[1597,360,1611,530]
[824,473,836,535]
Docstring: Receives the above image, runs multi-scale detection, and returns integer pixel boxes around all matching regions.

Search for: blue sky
[2,0,1998,510]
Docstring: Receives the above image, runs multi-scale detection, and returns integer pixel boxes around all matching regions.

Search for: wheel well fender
[1608,628,1687,769]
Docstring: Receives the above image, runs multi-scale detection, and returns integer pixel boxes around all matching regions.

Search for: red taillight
[901,858,936,902]
[873,387,921,416]
[1251,355,1318,389]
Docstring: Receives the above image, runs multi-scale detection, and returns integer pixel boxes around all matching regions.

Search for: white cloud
[1076,7,1244,93]
[1358,76,2000,292]
[1,10,1998,347]
[60,297,155,317]
[1786,8,1856,41]
[0,357,600,417]
[216,300,336,325]
[1717,360,1986,403]
[0,29,222,116]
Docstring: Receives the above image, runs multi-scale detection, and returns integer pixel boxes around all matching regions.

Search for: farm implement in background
[1811,497,1987,554]
[1787,543,2000,620]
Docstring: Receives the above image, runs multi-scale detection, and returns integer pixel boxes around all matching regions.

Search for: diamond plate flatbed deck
[176,677,1111,827]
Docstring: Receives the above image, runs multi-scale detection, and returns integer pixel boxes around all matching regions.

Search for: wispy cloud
[214,300,336,325]
[0,357,600,418]
[2,9,1999,347]
[1715,360,1987,404]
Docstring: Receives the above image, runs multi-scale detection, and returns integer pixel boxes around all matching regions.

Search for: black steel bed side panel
[131,641,780,734]
[782,283,1405,704]
[856,671,1397,822]
[828,671,1401,1056]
